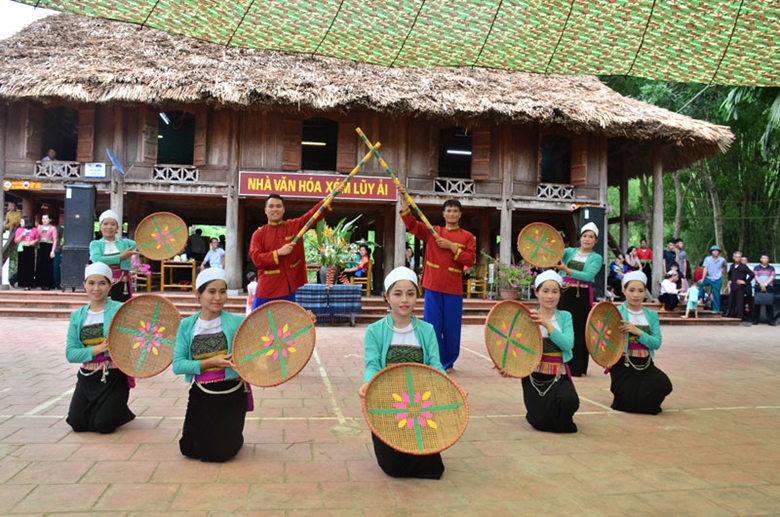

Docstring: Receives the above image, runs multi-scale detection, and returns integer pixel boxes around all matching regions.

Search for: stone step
[0,289,741,325]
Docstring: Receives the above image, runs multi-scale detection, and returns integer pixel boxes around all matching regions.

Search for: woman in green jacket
[89,210,137,302]
[358,267,446,479]
[173,268,247,462]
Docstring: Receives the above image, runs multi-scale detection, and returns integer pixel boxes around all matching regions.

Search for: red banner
[239,172,396,201]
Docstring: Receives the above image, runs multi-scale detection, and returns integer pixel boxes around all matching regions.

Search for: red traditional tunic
[400,208,476,296]
[249,201,330,299]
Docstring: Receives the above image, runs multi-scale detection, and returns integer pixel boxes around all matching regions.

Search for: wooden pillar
[110,107,124,230]
[22,197,34,218]
[0,103,7,288]
[382,209,394,291]
[225,111,242,290]
[394,117,408,267]
[619,162,629,252]
[651,145,664,296]
[478,208,491,261]
[499,127,513,267]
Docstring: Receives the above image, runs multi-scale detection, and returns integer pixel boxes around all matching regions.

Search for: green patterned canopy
[13,0,779,86]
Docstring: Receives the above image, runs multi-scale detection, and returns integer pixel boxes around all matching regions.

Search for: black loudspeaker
[572,206,606,298]
[61,247,91,291]
[64,184,96,247]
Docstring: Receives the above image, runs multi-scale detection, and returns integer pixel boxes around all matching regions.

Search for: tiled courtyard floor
[1,317,779,516]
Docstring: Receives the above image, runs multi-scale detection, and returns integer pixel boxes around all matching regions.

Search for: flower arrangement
[131,255,152,276]
[304,215,362,269]
[480,251,537,290]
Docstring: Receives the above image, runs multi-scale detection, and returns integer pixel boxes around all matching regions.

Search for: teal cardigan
[536,308,575,363]
[560,247,603,283]
[173,310,245,383]
[363,315,445,382]
[89,237,137,271]
[65,300,123,364]
[617,303,662,357]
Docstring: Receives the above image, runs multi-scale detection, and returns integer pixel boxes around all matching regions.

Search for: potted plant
[480,251,537,299]
[304,215,361,287]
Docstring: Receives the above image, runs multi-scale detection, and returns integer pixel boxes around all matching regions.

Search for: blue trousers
[701,277,723,312]
[424,290,463,370]
[252,292,296,311]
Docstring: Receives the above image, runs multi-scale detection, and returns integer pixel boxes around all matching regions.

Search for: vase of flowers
[480,251,537,299]
[304,216,361,288]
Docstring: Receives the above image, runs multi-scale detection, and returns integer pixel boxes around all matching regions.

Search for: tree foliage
[601,77,780,268]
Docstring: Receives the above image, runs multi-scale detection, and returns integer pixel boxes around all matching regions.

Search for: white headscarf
[99,209,120,225]
[383,267,418,292]
[622,270,647,287]
[84,262,113,281]
[196,267,227,290]
[534,270,563,290]
[580,222,599,238]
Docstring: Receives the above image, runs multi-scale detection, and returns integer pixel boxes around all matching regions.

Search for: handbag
[754,292,774,306]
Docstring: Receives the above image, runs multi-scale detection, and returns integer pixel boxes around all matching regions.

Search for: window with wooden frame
[301,118,338,171]
[438,127,472,179]
[539,132,587,185]
[40,106,79,161]
[157,110,196,165]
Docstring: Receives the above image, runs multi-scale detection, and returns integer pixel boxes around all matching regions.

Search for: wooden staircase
[0,289,742,325]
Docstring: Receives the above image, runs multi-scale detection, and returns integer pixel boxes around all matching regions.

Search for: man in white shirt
[201,238,225,270]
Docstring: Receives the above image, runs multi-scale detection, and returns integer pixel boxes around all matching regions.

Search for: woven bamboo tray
[517,222,565,268]
[586,301,626,368]
[363,363,468,455]
[484,300,543,378]
[108,294,181,378]
[233,300,316,387]
[136,211,188,261]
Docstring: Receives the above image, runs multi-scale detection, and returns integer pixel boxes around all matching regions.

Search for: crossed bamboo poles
[293,127,437,244]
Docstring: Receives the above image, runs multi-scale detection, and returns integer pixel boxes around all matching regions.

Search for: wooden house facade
[0,15,734,293]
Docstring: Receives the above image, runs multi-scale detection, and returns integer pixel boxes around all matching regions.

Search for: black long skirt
[67,368,135,434]
[17,246,36,288]
[558,288,590,376]
[522,373,579,433]
[36,242,54,289]
[371,433,444,479]
[108,277,131,302]
[180,379,247,463]
[610,356,673,415]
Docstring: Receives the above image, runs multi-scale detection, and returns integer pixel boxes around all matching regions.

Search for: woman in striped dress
[65,262,134,433]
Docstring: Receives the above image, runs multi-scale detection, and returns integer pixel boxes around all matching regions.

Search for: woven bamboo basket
[135,211,188,261]
[517,222,565,268]
[484,300,543,378]
[233,300,316,387]
[107,294,181,378]
[363,363,468,455]
[586,301,626,368]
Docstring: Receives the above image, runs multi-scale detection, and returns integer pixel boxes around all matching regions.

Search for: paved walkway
[1,318,779,516]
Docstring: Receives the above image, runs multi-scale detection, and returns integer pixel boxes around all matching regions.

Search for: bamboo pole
[355,127,437,237]
[291,142,380,244]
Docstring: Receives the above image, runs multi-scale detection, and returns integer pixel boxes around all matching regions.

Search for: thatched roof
[0,15,734,172]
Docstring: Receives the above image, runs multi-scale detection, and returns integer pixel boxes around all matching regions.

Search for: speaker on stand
[61,184,96,291]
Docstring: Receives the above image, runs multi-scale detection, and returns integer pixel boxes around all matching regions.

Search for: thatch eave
[0,14,734,174]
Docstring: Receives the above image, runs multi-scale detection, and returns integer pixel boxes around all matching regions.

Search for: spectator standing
[726,251,754,324]
[201,238,225,270]
[701,245,727,313]
[14,216,38,290]
[675,239,689,289]
[36,213,57,290]
[188,229,207,263]
[662,240,678,286]
[636,239,653,280]
[682,283,699,319]
[752,253,775,326]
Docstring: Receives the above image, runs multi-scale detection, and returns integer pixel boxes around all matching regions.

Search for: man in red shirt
[397,185,476,372]
[636,238,653,280]
[249,188,342,309]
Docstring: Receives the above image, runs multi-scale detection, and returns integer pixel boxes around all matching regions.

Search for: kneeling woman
[66,262,135,433]
[173,268,248,462]
[358,267,446,479]
[521,270,579,433]
[611,271,673,414]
